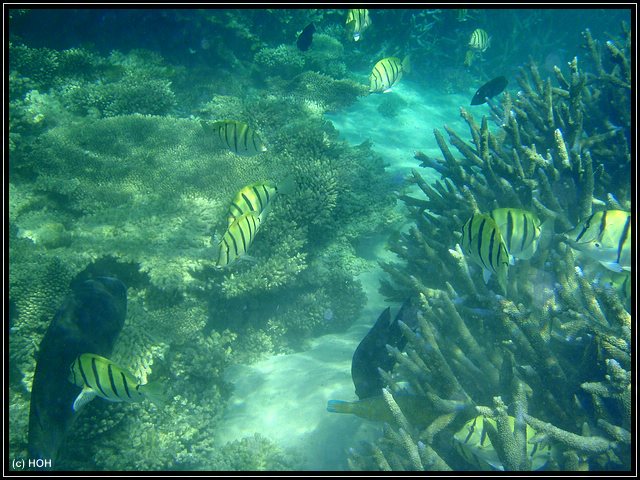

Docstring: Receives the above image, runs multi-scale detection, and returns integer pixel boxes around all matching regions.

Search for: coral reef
[354,26,632,471]
[377,94,408,119]
[254,44,306,79]
[9,21,398,469]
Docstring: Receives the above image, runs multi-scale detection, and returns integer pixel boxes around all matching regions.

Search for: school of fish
[23,9,632,471]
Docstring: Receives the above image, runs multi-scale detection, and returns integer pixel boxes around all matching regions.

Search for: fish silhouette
[296,22,315,51]
[470,76,508,105]
[351,298,418,399]
[27,277,127,467]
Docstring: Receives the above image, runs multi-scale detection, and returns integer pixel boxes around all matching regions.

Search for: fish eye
[594,242,601,248]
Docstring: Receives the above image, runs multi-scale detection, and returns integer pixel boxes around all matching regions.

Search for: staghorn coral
[357,27,631,472]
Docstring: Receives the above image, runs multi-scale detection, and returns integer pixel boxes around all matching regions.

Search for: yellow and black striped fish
[69,353,165,411]
[227,182,277,227]
[594,269,631,306]
[216,211,262,268]
[460,213,509,293]
[490,208,542,262]
[453,415,551,471]
[346,8,371,41]
[202,120,267,156]
[565,209,631,273]
[468,28,490,52]
[369,56,411,93]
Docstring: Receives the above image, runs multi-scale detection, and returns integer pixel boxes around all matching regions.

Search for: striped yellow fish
[565,209,631,273]
[69,353,165,412]
[594,269,631,306]
[216,211,262,268]
[460,213,509,293]
[468,28,490,52]
[346,9,371,41]
[369,56,411,93]
[227,182,277,227]
[490,208,542,262]
[202,120,267,156]
[457,9,469,22]
[453,415,551,471]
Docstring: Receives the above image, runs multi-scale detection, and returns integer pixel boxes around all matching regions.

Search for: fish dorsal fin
[72,388,97,412]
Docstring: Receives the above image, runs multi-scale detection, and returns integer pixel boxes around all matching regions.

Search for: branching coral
[361,26,631,472]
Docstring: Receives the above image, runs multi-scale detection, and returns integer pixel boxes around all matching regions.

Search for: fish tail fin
[139,382,167,408]
[327,400,354,414]
[402,55,411,74]
[538,217,556,252]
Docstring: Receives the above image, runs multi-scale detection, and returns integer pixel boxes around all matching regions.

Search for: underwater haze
[8,7,633,472]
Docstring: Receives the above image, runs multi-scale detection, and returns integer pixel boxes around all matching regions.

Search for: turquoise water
[8,8,632,472]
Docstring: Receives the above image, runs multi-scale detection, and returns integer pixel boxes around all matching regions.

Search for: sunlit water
[214,79,485,469]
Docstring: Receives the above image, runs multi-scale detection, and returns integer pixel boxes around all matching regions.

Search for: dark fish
[327,393,437,427]
[470,76,508,105]
[296,22,315,51]
[351,298,418,400]
[27,277,127,466]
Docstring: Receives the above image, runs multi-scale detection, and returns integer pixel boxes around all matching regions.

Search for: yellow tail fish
[327,394,436,428]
